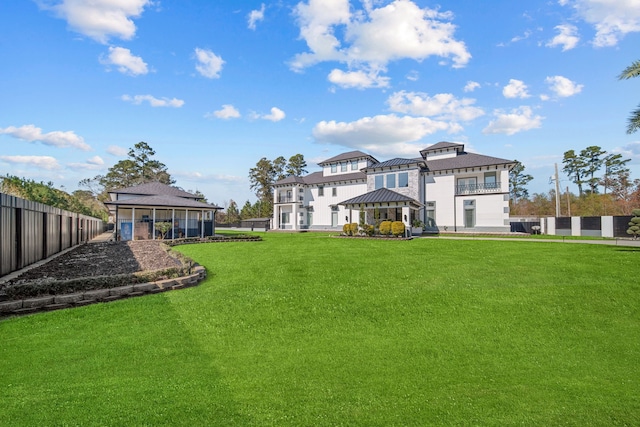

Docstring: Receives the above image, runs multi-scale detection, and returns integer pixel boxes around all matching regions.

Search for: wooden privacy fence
[0,193,105,277]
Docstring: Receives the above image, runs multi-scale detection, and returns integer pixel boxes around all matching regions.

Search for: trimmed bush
[379,221,392,235]
[360,224,375,236]
[391,221,406,237]
[628,209,640,239]
[343,223,358,236]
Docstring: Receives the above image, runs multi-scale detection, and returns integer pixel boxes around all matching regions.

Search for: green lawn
[1,233,638,426]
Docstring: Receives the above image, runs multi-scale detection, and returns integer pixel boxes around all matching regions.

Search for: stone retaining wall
[0,265,206,318]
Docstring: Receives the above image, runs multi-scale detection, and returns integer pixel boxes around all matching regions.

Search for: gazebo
[104,182,222,241]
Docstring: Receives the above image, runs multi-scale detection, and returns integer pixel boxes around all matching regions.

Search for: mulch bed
[2,241,181,284]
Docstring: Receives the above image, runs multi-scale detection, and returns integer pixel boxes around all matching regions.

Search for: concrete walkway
[89,231,115,243]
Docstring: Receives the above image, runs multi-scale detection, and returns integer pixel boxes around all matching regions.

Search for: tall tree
[80,141,174,200]
[580,145,606,194]
[619,59,640,134]
[286,154,308,177]
[509,160,533,204]
[562,150,587,196]
[248,154,307,218]
[226,199,240,223]
[600,153,631,195]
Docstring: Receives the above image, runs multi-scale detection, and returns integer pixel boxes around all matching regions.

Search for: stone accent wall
[0,265,206,318]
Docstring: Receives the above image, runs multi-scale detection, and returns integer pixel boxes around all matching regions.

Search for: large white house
[273,142,515,233]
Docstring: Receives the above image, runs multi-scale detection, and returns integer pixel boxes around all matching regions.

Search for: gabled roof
[420,141,464,156]
[364,158,426,170]
[425,152,515,172]
[275,171,367,186]
[339,188,421,206]
[110,182,198,199]
[318,150,379,166]
[105,194,221,209]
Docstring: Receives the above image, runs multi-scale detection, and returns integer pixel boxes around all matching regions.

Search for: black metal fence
[0,193,104,277]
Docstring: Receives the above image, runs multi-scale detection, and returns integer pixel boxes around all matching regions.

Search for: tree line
[510,145,640,217]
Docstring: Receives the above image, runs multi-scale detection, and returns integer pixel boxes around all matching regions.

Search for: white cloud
[614,141,640,160]
[261,107,286,122]
[546,24,580,51]
[503,79,530,99]
[39,0,151,44]
[387,91,484,122]
[194,48,224,79]
[248,3,266,30]
[100,46,148,75]
[208,104,241,120]
[482,106,543,135]
[545,75,583,97]
[121,94,184,107]
[560,0,640,47]
[107,145,127,156]
[68,155,105,170]
[0,155,61,170]
[0,124,90,151]
[463,81,480,92]
[312,114,456,155]
[290,0,470,83]
[328,69,390,89]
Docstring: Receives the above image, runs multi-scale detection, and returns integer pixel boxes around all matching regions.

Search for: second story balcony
[277,195,305,204]
[456,182,503,195]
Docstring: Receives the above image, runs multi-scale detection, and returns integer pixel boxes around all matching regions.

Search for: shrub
[360,224,375,236]
[391,221,406,237]
[343,223,351,235]
[628,209,640,239]
[379,221,392,235]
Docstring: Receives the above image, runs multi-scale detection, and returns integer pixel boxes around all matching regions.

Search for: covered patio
[339,188,423,228]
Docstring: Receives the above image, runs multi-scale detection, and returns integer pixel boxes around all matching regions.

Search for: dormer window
[341,162,348,172]
[351,160,358,170]
[331,164,337,173]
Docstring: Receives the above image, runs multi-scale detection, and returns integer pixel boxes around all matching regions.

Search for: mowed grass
[1,233,638,426]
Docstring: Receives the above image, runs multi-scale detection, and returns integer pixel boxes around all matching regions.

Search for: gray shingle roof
[105,194,221,209]
[420,141,464,155]
[339,188,420,206]
[110,182,198,199]
[318,151,379,166]
[425,152,514,172]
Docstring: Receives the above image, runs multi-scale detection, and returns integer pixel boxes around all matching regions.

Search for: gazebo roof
[105,194,221,209]
[339,188,422,208]
[109,182,199,199]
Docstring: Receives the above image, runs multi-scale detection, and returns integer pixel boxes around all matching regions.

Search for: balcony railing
[456,182,502,195]
[277,196,304,204]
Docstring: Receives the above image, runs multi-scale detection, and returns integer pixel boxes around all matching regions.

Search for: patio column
[186,209,189,238]
[172,209,175,239]
[201,209,204,238]
[152,208,156,240]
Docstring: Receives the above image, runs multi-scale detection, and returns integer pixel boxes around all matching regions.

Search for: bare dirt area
[1,241,183,291]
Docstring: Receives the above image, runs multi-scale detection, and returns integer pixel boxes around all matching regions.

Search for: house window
[386,174,396,188]
[318,186,324,196]
[375,175,384,189]
[398,172,408,187]
[457,177,477,194]
[464,199,475,228]
[332,187,337,197]
[341,162,348,172]
[331,164,337,173]
[484,172,497,189]
[281,212,290,224]
[426,201,436,227]
[351,160,358,170]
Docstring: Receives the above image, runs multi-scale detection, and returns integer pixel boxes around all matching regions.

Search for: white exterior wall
[309,181,367,228]
[425,174,455,229]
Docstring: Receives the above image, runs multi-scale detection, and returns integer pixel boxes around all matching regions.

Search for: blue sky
[1,0,640,207]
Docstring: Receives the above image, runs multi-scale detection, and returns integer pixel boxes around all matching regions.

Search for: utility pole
[554,163,561,217]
